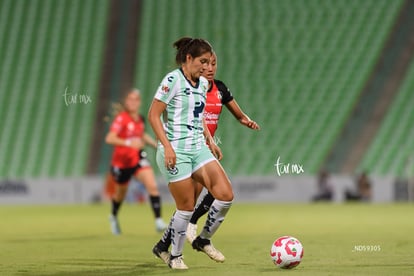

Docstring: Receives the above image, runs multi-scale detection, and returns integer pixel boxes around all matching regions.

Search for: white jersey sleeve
[154,71,180,104]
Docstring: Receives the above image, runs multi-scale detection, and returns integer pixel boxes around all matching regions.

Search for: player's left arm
[217,80,260,130]
[225,99,260,130]
[142,133,158,149]
[203,118,223,160]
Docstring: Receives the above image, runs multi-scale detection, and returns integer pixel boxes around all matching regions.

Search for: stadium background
[0,0,413,203]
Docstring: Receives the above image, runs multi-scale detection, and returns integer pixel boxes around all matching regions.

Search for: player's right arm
[105,131,142,149]
[148,71,179,169]
[148,99,176,169]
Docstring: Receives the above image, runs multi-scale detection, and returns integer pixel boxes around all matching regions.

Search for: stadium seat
[0,0,109,177]
[135,0,404,176]
[359,62,414,176]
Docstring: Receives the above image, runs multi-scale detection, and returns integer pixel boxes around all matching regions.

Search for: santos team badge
[168,166,179,175]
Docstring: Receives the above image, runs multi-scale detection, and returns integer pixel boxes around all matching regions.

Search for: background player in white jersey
[148,37,233,270]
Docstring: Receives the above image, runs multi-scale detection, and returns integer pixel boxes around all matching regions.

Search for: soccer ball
[270,236,304,269]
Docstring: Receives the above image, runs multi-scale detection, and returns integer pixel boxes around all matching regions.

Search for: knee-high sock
[111,199,122,216]
[149,195,162,218]
[190,192,215,224]
[158,212,174,250]
[200,200,232,240]
[170,210,193,257]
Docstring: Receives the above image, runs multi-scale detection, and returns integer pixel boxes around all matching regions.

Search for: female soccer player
[186,51,260,242]
[150,52,260,264]
[149,37,233,269]
[105,89,167,235]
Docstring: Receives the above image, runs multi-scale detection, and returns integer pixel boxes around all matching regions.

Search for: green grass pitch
[1,203,413,275]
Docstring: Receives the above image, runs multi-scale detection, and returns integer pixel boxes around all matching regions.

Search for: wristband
[125,139,131,146]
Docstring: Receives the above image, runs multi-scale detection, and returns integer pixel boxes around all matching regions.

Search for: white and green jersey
[154,68,209,151]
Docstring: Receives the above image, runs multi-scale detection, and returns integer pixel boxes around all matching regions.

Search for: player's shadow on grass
[46,259,173,276]
[6,235,99,243]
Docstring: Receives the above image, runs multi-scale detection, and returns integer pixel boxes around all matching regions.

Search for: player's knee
[146,186,159,195]
[114,193,126,202]
[175,198,196,212]
[221,181,234,201]
[223,191,234,201]
[214,189,234,202]
[176,204,195,212]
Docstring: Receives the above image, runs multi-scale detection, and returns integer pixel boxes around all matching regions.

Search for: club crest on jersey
[216,90,223,100]
[168,166,179,175]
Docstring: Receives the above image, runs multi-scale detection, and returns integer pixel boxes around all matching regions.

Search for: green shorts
[156,144,216,183]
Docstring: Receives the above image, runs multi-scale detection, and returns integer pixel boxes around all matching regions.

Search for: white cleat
[155,218,168,232]
[186,223,198,243]
[152,244,170,264]
[169,255,188,270]
[192,236,225,262]
[109,214,121,235]
[201,243,225,262]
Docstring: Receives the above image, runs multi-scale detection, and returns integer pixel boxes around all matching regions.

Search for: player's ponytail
[173,37,213,65]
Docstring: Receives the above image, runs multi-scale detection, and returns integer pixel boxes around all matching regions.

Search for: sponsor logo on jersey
[184,88,191,95]
[204,112,219,120]
[161,85,170,93]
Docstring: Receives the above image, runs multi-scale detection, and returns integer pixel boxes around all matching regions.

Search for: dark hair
[173,37,213,65]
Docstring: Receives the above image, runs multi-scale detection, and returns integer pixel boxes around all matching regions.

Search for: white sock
[170,210,193,257]
[200,200,232,240]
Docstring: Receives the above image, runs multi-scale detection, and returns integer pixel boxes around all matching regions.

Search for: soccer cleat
[152,244,170,264]
[109,214,121,235]
[155,218,168,232]
[192,236,225,262]
[186,223,198,243]
[169,255,188,270]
